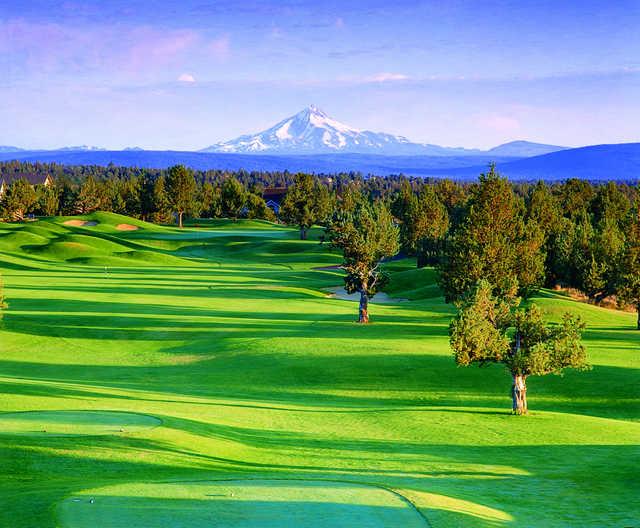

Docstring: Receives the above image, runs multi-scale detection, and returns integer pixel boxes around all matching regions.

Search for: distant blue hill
[0,143,637,181]
[415,143,640,181]
[0,150,517,174]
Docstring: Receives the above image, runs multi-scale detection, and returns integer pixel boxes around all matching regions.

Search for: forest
[1,160,638,325]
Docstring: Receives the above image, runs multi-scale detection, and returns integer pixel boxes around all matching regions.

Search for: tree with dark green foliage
[167,165,196,228]
[434,179,467,227]
[280,173,331,239]
[439,167,545,302]
[527,181,561,238]
[559,178,595,219]
[327,201,399,323]
[221,176,247,221]
[619,206,640,329]
[400,186,449,267]
[36,184,59,216]
[75,175,103,214]
[150,176,173,224]
[200,182,222,218]
[449,280,589,414]
[245,193,276,222]
[1,178,38,221]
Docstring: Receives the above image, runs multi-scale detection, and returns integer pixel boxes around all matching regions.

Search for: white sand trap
[325,286,407,303]
[64,220,98,227]
[116,223,139,231]
[57,479,429,528]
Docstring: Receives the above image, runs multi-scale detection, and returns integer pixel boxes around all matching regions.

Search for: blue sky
[1,0,639,150]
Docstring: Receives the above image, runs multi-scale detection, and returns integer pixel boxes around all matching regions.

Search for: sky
[1,0,639,150]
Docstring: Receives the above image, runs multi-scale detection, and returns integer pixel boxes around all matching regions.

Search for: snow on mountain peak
[200,106,477,155]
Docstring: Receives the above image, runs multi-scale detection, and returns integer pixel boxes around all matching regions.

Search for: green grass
[0,212,638,527]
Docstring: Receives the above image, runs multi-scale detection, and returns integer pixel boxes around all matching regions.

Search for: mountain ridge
[1,143,637,181]
[200,105,564,157]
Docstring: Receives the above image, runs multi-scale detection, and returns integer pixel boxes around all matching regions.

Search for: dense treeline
[1,161,638,323]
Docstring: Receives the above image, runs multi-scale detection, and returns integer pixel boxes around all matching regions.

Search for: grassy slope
[0,212,638,527]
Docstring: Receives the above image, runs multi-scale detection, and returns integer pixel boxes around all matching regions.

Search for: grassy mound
[57,480,427,528]
[0,411,161,436]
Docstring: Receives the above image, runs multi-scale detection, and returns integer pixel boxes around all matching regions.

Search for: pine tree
[619,206,640,329]
[439,167,544,302]
[450,280,589,414]
[327,201,399,323]
[167,165,196,228]
[280,174,331,239]
[221,177,247,221]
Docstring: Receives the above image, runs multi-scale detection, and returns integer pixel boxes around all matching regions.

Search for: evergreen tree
[280,174,331,239]
[221,176,247,221]
[150,176,173,224]
[200,182,222,218]
[439,167,544,302]
[619,207,640,329]
[328,201,399,323]
[245,193,276,221]
[400,186,449,267]
[450,280,589,414]
[75,175,103,214]
[167,165,196,228]
[36,184,59,216]
[1,179,38,221]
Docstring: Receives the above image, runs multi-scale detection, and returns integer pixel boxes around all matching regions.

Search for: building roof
[0,173,52,186]
[262,187,287,201]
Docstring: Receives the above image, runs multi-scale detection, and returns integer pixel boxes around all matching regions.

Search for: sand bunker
[116,224,139,231]
[325,286,407,303]
[64,220,98,227]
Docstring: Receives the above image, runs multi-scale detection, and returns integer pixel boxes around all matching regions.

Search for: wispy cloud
[177,73,196,83]
[367,72,410,82]
[0,18,228,80]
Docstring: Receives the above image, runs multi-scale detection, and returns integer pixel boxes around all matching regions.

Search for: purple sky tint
[1,0,639,150]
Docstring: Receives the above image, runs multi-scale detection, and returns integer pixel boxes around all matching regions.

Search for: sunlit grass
[0,212,637,527]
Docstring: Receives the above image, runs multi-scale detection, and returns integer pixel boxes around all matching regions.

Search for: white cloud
[177,73,196,83]
[368,72,410,82]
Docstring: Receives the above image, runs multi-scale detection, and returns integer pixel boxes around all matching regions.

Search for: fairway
[57,479,428,528]
[0,410,161,436]
[0,212,638,527]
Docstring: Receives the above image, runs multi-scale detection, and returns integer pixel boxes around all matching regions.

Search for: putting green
[0,410,161,436]
[57,480,428,528]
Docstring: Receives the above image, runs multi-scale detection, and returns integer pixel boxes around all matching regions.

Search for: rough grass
[0,212,638,527]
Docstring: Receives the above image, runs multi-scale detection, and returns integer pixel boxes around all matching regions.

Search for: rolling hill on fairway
[0,213,638,527]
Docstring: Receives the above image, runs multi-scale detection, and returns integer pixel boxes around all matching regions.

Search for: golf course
[0,211,637,527]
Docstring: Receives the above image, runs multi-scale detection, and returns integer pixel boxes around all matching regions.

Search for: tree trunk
[358,290,369,323]
[300,226,307,240]
[511,374,528,415]
[178,211,184,228]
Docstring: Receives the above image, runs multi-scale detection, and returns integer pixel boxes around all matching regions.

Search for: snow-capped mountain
[200,105,479,156]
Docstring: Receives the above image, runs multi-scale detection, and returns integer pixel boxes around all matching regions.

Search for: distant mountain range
[0,143,638,181]
[200,105,567,157]
[0,106,637,181]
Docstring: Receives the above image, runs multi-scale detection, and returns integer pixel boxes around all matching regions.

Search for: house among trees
[262,187,287,214]
[0,173,54,198]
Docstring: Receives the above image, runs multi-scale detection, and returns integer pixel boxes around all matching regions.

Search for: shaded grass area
[0,212,638,527]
